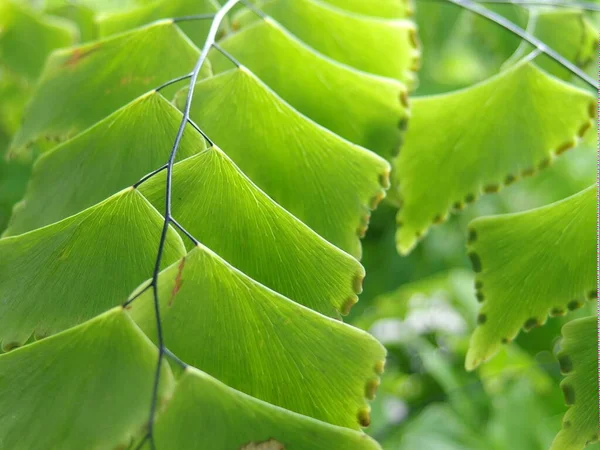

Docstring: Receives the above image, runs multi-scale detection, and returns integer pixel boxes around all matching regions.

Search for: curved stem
[446,0,599,89]
[144,1,242,448]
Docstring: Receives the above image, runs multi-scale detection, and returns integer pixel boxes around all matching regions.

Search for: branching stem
[472,0,600,11]
[140,1,242,448]
[446,0,599,89]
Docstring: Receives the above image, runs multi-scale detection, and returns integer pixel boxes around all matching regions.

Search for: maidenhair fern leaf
[209,18,409,160]
[551,317,599,450]
[0,307,174,450]
[0,189,185,349]
[233,0,420,87]
[0,0,77,80]
[506,9,598,81]
[149,368,382,450]
[395,61,595,254]
[130,244,385,429]
[319,0,413,18]
[465,185,597,370]
[4,91,205,236]
[44,2,98,42]
[41,0,143,14]
[138,147,365,318]
[8,21,209,159]
[175,67,390,258]
[98,0,221,46]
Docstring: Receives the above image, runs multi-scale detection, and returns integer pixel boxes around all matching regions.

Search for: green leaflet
[0,189,185,349]
[41,0,145,14]
[465,185,597,370]
[175,67,390,258]
[45,3,98,42]
[551,317,599,450]
[0,307,174,450]
[319,0,412,18]
[138,147,364,318]
[395,62,595,254]
[98,0,221,46]
[4,91,205,236]
[0,0,77,80]
[209,19,409,160]
[148,368,382,449]
[506,9,598,81]
[234,0,420,87]
[130,245,385,429]
[8,21,209,159]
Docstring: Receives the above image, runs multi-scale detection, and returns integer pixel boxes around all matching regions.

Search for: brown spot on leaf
[63,46,100,67]
[578,121,592,138]
[240,439,285,450]
[561,383,575,405]
[468,252,482,273]
[567,300,582,311]
[483,184,500,194]
[358,408,371,427]
[379,171,391,189]
[523,318,539,331]
[555,139,576,156]
[341,296,358,315]
[365,378,380,400]
[374,360,386,375]
[353,273,365,294]
[558,355,573,374]
[169,257,186,307]
[399,90,409,108]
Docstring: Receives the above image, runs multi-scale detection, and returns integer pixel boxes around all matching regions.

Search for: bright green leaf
[234,0,420,87]
[395,62,596,254]
[319,0,412,18]
[130,244,385,429]
[45,3,98,42]
[138,147,365,318]
[4,91,205,236]
[176,67,390,258]
[551,317,599,450]
[9,21,208,159]
[506,9,598,80]
[210,19,409,160]
[0,189,185,349]
[0,307,174,450]
[149,368,381,449]
[466,185,597,370]
[98,0,220,46]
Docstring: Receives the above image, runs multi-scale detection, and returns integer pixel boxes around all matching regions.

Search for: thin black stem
[472,0,600,11]
[132,434,149,450]
[144,1,242,448]
[122,281,154,308]
[446,0,599,89]
[170,218,200,246]
[154,73,193,93]
[212,42,241,67]
[186,118,214,147]
[241,0,268,19]
[164,347,188,369]
[133,165,167,189]
[173,13,216,23]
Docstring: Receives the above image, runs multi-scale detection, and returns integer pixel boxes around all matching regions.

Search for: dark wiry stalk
[446,0,599,89]
[472,0,600,11]
[141,1,242,448]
